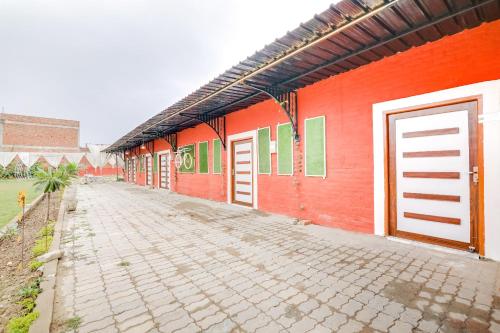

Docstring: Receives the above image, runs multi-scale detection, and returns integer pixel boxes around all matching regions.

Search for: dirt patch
[175,201,214,214]
[225,247,241,257]
[0,192,61,329]
[240,234,265,244]
[383,279,421,306]
[284,304,302,320]
[175,264,192,275]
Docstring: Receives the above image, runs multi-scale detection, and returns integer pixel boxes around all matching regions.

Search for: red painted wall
[125,21,500,233]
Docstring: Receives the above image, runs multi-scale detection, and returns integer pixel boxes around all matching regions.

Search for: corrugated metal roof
[106,0,500,152]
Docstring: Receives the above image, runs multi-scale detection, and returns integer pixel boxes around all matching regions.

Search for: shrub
[32,236,52,257]
[29,260,43,271]
[6,311,39,333]
[17,298,35,313]
[37,222,55,238]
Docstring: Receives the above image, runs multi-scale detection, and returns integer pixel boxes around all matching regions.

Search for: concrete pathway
[52,182,500,333]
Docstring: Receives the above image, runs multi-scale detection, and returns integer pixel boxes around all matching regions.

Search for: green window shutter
[198,141,208,174]
[305,116,326,177]
[257,127,271,174]
[213,139,222,174]
[277,123,293,175]
[179,144,195,173]
[153,153,158,172]
[140,156,144,172]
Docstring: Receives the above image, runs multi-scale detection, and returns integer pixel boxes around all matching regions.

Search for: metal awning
[106,0,499,153]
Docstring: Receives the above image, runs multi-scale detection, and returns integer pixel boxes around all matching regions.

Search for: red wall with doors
[124,21,500,233]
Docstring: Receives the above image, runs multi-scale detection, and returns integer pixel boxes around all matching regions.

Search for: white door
[159,153,170,190]
[128,159,132,182]
[232,139,253,206]
[132,159,136,183]
[146,156,152,185]
[389,101,478,250]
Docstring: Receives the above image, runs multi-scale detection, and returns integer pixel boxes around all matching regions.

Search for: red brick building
[107,1,500,260]
[0,113,123,176]
[0,113,80,152]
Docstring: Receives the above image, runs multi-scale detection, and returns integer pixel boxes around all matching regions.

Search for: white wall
[373,80,500,261]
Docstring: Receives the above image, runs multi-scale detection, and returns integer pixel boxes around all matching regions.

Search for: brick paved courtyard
[52,182,500,333]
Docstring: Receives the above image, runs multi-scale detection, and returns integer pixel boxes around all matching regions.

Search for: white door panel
[395,110,470,243]
[233,140,253,206]
[160,153,170,190]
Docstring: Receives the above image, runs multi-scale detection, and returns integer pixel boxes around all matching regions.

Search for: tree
[33,167,70,249]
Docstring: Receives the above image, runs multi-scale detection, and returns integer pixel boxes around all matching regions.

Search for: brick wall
[125,20,500,233]
[0,113,80,152]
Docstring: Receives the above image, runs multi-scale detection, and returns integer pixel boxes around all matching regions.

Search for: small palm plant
[34,167,69,249]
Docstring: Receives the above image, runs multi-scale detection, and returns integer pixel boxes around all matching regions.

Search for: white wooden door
[146,156,152,185]
[389,101,478,250]
[159,153,170,190]
[132,159,136,183]
[232,139,253,206]
[128,159,132,182]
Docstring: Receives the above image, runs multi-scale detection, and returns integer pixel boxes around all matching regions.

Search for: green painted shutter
[213,139,222,174]
[140,156,144,172]
[305,116,326,177]
[179,144,195,173]
[277,123,293,175]
[153,153,158,172]
[258,127,271,174]
[199,142,208,173]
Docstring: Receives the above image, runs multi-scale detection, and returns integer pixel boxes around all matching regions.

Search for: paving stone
[337,319,364,333]
[51,183,500,333]
[309,304,332,322]
[117,312,153,331]
[78,316,116,333]
[370,312,395,331]
[323,312,348,331]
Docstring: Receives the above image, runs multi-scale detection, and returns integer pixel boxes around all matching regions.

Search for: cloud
[0,0,334,144]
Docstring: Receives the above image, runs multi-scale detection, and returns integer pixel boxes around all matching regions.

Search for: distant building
[0,113,123,176]
[0,113,80,152]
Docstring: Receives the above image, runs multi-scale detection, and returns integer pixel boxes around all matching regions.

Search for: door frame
[382,95,484,255]
[386,99,481,251]
[156,149,171,191]
[227,130,258,209]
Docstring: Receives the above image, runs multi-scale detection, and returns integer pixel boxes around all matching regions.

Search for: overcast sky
[0,0,334,145]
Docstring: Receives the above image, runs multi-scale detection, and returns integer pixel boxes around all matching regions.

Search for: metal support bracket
[244,82,299,141]
[179,113,226,148]
[163,133,178,152]
[144,140,155,156]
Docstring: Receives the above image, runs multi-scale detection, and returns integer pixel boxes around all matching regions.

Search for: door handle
[469,166,479,184]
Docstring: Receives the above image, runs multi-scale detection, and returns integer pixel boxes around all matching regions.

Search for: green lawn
[0,179,42,228]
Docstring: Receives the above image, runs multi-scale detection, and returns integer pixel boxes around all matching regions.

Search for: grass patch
[0,179,42,228]
[32,236,53,257]
[6,311,39,333]
[117,260,130,267]
[1,227,17,240]
[65,316,82,330]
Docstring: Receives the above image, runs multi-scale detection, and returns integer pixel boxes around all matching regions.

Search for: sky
[0,0,335,145]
